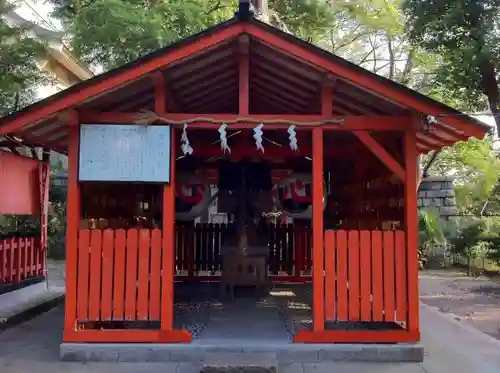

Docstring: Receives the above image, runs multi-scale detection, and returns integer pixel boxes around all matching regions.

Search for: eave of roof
[0,13,490,140]
[0,17,239,128]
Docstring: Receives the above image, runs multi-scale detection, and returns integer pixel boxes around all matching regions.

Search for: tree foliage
[0,1,47,114]
[424,138,500,214]
[50,0,237,69]
[403,0,500,132]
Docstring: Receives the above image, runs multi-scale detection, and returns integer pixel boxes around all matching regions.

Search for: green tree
[49,0,238,69]
[424,138,500,215]
[0,1,47,114]
[449,218,487,275]
[418,210,456,268]
[403,0,500,133]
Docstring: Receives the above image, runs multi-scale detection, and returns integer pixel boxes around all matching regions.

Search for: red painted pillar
[404,128,420,340]
[63,111,80,341]
[312,127,325,332]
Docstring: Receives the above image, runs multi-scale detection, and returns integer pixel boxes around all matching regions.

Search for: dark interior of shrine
[78,127,405,231]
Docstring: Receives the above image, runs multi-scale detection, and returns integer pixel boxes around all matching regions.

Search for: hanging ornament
[180,123,193,155]
[253,123,264,153]
[426,115,438,124]
[218,123,231,153]
[287,125,298,151]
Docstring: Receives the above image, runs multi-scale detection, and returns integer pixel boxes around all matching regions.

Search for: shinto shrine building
[0,3,489,362]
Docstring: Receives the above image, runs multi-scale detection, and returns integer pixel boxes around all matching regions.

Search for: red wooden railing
[175,223,313,281]
[0,236,44,285]
[76,229,162,323]
[324,230,407,325]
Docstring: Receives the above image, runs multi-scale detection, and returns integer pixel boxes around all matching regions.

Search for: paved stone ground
[3,265,500,372]
[46,259,66,288]
[420,269,500,340]
[0,305,426,373]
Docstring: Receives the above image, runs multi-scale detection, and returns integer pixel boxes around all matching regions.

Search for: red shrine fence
[0,236,45,286]
[71,226,411,341]
[324,229,408,326]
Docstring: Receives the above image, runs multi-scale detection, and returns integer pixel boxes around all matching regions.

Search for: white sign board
[78,124,171,183]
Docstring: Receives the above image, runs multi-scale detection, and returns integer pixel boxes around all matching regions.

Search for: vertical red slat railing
[0,236,44,285]
[0,238,4,284]
[76,228,164,325]
[323,230,408,327]
[100,230,114,321]
[149,229,162,320]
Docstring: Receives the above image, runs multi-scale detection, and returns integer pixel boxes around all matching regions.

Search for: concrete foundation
[60,342,424,364]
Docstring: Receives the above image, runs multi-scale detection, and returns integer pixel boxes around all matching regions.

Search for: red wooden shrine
[0,12,489,345]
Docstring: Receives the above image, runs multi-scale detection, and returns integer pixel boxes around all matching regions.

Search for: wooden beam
[321,78,334,117]
[78,112,413,131]
[238,35,250,116]
[179,143,359,158]
[352,131,406,182]
[7,146,21,156]
[312,127,324,332]
[153,72,166,115]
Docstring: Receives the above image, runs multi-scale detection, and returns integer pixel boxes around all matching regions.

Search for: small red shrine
[0,5,489,346]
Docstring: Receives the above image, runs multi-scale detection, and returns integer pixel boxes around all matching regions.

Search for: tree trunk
[387,36,395,81]
[251,0,269,23]
[400,50,414,86]
[479,58,500,136]
[467,256,471,276]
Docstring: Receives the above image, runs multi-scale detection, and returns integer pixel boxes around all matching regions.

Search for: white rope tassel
[180,123,193,155]
[218,123,231,153]
[288,125,298,151]
[426,115,438,124]
[253,123,265,153]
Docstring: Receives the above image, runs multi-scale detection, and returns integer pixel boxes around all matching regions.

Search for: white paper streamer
[287,125,298,151]
[218,123,231,153]
[180,123,193,155]
[426,115,438,124]
[253,123,264,153]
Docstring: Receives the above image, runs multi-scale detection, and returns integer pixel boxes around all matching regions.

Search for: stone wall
[418,176,457,217]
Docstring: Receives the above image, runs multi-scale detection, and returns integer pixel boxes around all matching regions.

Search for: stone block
[169,347,206,362]
[442,190,455,197]
[444,198,456,206]
[440,206,458,216]
[276,349,319,364]
[425,190,442,198]
[60,343,119,362]
[318,345,424,363]
[277,363,303,373]
[430,182,444,190]
[433,199,442,207]
[118,346,172,362]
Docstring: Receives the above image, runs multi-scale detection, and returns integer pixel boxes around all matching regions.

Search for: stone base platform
[60,341,424,364]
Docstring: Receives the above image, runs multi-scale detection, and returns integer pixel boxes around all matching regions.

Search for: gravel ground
[420,269,500,340]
